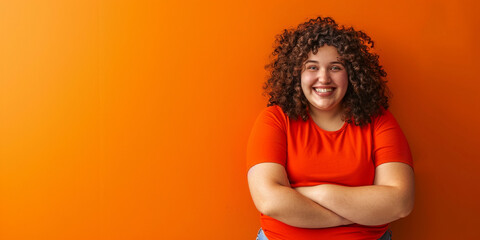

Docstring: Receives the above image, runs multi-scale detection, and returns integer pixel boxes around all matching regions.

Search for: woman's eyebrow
[304,60,344,65]
[330,61,345,66]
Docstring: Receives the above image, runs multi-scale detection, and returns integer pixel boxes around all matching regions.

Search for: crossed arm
[247,162,414,228]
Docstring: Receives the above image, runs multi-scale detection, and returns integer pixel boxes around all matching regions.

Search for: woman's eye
[307,65,318,70]
[331,66,343,71]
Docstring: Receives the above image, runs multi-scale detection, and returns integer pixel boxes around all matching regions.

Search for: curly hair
[264,16,390,126]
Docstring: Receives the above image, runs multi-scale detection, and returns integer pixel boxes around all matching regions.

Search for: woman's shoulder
[370,108,403,131]
[254,105,289,128]
[258,105,287,119]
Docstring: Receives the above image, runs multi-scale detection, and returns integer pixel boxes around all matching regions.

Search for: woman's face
[301,45,348,115]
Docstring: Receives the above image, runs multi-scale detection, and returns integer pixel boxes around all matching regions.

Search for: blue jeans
[256,228,268,240]
[256,228,392,240]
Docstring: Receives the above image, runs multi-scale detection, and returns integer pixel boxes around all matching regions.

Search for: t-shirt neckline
[307,112,348,134]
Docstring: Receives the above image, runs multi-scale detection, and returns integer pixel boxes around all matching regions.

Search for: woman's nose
[317,69,331,84]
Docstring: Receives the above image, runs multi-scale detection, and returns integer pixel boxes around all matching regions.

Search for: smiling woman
[246,17,414,240]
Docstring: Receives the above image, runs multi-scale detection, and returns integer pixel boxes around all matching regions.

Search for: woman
[247,17,414,240]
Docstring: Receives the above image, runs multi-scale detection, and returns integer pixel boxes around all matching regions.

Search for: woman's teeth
[315,88,333,93]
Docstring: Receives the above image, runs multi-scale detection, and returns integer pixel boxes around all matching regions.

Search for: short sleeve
[246,106,287,173]
[373,110,414,168]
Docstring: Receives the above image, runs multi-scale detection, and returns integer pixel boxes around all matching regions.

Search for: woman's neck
[309,106,345,131]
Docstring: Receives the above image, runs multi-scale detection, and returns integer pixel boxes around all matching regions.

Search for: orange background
[1,0,479,239]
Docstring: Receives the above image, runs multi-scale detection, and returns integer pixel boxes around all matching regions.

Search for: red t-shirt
[247,106,413,240]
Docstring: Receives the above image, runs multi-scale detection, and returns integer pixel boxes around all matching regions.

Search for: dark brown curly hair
[264,16,389,126]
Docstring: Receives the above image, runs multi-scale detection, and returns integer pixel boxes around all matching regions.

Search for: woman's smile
[313,87,335,96]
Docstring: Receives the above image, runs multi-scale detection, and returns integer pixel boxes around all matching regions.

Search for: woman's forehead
[306,46,342,62]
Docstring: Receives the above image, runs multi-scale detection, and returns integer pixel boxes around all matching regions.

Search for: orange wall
[1,0,479,239]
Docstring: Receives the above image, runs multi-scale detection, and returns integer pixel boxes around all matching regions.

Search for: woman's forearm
[248,163,353,228]
[295,162,415,226]
[295,184,414,226]
[261,184,353,228]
